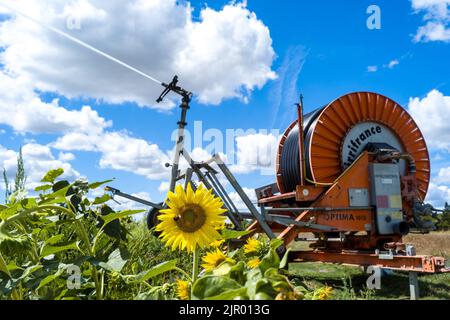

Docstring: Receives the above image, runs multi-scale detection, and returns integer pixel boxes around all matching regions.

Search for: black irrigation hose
[280,125,300,192]
[279,107,324,192]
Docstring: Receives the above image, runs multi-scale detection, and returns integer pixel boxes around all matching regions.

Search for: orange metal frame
[251,92,446,274]
[290,250,448,273]
[250,152,448,273]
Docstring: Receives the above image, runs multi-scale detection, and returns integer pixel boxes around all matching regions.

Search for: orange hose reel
[276,92,430,201]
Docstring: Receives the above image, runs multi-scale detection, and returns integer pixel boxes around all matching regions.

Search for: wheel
[147,204,164,236]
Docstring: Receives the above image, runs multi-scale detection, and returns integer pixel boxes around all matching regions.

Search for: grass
[404,231,450,258]
[287,232,450,300]
[288,263,450,300]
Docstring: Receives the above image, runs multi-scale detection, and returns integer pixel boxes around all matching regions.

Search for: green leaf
[254,279,277,300]
[41,169,64,184]
[34,184,53,192]
[221,229,252,240]
[101,210,144,227]
[20,198,38,210]
[93,194,111,205]
[38,185,72,205]
[269,238,284,251]
[89,180,114,190]
[36,269,64,290]
[40,241,80,258]
[192,276,243,300]
[229,261,247,285]
[244,268,263,299]
[17,265,43,281]
[44,234,65,246]
[98,248,130,273]
[6,262,22,272]
[133,260,178,283]
[279,248,292,269]
[0,203,20,220]
[254,291,274,300]
[258,248,280,274]
[205,288,248,300]
[212,262,234,277]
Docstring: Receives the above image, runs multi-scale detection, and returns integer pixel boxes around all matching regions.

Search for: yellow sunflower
[244,238,262,255]
[176,280,191,300]
[202,249,231,272]
[157,183,227,252]
[210,239,225,248]
[315,286,333,300]
[247,258,261,269]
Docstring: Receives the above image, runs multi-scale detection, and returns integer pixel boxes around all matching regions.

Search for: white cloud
[158,181,170,193]
[231,133,279,175]
[58,152,76,162]
[408,89,450,151]
[368,58,402,73]
[0,143,80,190]
[412,0,449,20]
[51,132,98,152]
[0,72,112,135]
[52,131,170,180]
[386,59,400,69]
[228,187,257,211]
[426,182,450,207]
[409,89,450,207]
[96,132,170,180]
[436,167,450,184]
[412,0,450,42]
[0,0,276,108]
[269,46,307,130]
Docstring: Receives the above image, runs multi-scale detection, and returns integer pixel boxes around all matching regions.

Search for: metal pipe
[169,96,191,192]
[208,172,241,216]
[296,95,306,186]
[213,154,276,239]
[267,215,337,232]
[376,151,416,174]
[266,207,373,212]
[105,187,163,209]
[205,172,235,217]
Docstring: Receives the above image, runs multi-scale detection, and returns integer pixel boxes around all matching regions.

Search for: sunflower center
[175,205,207,233]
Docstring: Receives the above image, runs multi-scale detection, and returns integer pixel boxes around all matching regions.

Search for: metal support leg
[213,154,276,239]
[406,244,420,300]
[205,174,242,229]
[409,272,420,300]
[184,168,194,190]
[182,151,242,230]
[209,172,241,216]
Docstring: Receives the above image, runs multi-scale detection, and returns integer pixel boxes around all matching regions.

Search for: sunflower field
[0,169,331,300]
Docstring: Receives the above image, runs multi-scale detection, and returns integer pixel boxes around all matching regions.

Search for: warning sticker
[389,195,402,209]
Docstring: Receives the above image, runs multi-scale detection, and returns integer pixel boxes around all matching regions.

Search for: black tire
[147,204,164,236]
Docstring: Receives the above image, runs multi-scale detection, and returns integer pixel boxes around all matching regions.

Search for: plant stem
[74,220,103,300]
[0,252,20,300]
[192,247,200,283]
[174,267,192,282]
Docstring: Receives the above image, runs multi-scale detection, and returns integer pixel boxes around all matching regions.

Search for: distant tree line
[436,203,450,231]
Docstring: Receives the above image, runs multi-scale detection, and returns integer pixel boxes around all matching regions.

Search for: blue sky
[0,0,449,208]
